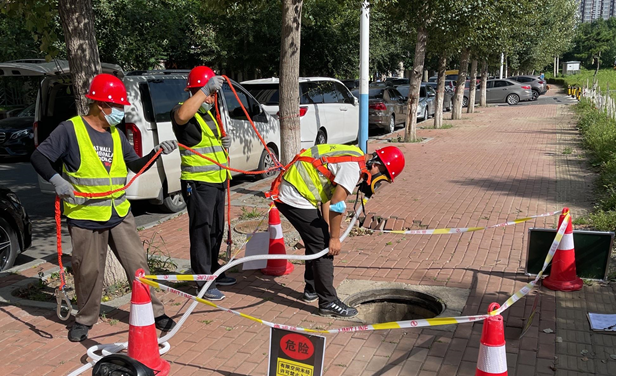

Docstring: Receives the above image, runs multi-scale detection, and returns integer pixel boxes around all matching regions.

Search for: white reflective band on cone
[270,223,283,240]
[477,344,508,374]
[558,233,574,250]
[129,302,155,327]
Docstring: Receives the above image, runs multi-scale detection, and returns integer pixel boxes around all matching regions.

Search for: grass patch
[547,68,616,94]
[562,147,573,155]
[388,135,424,143]
[573,99,616,232]
[440,123,454,129]
[239,206,262,220]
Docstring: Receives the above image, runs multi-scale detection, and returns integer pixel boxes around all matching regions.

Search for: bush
[547,77,565,85]
[589,210,616,232]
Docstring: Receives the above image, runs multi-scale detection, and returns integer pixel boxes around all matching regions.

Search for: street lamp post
[358,0,369,153]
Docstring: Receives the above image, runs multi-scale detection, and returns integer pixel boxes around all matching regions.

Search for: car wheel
[462,96,469,107]
[0,217,19,271]
[315,129,327,145]
[161,191,186,213]
[386,115,395,134]
[506,94,520,105]
[531,90,539,101]
[258,147,278,180]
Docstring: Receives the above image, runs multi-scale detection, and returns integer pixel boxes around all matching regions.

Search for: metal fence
[581,80,616,119]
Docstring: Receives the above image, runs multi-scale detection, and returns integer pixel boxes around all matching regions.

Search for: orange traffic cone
[127,269,170,376]
[543,208,583,291]
[262,205,294,276]
[476,303,508,376]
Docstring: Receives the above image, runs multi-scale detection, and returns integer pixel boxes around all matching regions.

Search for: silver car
[396,84,437,120]
[508,75,548,101]
[463,79,533,106]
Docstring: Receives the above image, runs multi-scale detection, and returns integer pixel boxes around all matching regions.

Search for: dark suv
[0,187,32,271]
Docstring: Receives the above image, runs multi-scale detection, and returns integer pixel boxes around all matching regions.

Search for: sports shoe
[203,288,225,301]
[68,322,92,342]
[154,314,176,331]
[302,291,318,303]
[318,300,358,318]
[216,276,237,286]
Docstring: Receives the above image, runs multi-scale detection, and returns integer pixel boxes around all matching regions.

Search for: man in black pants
[171,66,235,300]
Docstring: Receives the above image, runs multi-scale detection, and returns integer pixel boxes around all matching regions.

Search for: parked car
[385,77,409,86]
[423,82,453,111]
[0,187,31,271]
[462,79,532,106]
[0,103,35,158]
[394,84,437,120]
[350,86,407,133]
[341,79,359,90]
[508,75,547,101]
[242,77,358,149]
[0,60,281,213]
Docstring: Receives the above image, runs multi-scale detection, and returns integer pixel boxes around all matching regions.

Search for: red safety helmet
[85,73,130,106]
[375,146,405,181]
[186,66,216,90]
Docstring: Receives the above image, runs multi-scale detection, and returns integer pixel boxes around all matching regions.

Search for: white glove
[50,174,75,199]
[155,140,178,155]
[221,136,231,149]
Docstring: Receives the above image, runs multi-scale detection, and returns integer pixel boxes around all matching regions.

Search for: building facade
[579,0,616,22]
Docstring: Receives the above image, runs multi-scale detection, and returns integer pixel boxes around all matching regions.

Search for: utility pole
[358,0,369,153]
[499,53,504,79]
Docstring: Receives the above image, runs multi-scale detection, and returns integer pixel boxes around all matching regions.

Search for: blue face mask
[104,105,125,126]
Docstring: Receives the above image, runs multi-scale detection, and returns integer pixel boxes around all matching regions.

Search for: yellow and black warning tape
[140,210,570,334]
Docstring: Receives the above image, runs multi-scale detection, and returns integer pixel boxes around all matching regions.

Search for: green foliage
[574,99,616,231]
[563,17,616,70]
[551,68,616,92]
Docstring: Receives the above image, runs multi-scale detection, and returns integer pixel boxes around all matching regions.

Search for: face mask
[200,102,212,113]
[103,105,125,126]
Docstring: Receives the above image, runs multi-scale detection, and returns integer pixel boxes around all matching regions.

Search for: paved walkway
[0,89,614,376]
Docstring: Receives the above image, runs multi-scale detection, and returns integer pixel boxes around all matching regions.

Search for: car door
[387,88,405,124]
[333,81,359,142]
[484,80,497,102]
[319,81,345,144]
[489,80,510,102]
[425,86,436,115]
[221,82,268,174]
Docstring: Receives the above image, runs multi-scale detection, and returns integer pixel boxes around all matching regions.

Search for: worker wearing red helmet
[268,144,405,318]
[171,66,235,301]
[30,73,178,342]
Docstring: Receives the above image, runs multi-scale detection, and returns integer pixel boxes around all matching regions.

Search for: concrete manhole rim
[346,288,446,316]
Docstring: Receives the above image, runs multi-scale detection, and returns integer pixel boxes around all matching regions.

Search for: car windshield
[244,84,280,105]
[396,86,409,98]
[368,89,385,99]
[18,104,35,117]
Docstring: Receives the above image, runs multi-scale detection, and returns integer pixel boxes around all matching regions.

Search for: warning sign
[268,328,326,376]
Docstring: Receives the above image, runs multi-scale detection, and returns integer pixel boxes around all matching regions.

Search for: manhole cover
[347,288,445,323]
[234,219,293,234]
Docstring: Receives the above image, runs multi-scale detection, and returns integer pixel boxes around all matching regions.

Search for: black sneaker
[68,322,92,342]
[216,276,237,286]
[302,291,318,303]
[154,314,177,331]
[318,300,358,318]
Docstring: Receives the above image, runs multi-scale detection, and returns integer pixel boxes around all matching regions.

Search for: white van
[241,77,359,149]
[0,60,281,212]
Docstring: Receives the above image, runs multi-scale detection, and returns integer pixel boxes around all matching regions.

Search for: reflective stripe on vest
[62,116,130,221]
[282,144,364,207]
[179,109,228,183]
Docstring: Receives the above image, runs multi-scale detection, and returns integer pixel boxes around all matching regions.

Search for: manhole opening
[346,288,445,323]
[234,219,293,234]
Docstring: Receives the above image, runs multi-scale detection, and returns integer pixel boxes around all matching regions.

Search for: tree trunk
[451,49,470,120]
[278,0,303,164]
[404,26,428,142]
[58,0,102,116]
[467,59,478,113]
[433,53,447,129]
[480,60,488,107]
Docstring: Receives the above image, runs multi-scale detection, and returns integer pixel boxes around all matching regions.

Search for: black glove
[154,140,178,155]
[50,174,75,199]
[200,76,225,96]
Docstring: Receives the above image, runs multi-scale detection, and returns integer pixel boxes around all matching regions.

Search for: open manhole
[234,219,293,234]
[347,288,445,323]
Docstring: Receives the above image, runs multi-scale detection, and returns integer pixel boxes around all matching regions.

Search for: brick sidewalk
[0,93,614,376]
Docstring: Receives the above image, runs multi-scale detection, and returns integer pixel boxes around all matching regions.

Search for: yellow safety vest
[282,144,365,207]
[179,109,228,183]
[62,116,130,221]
